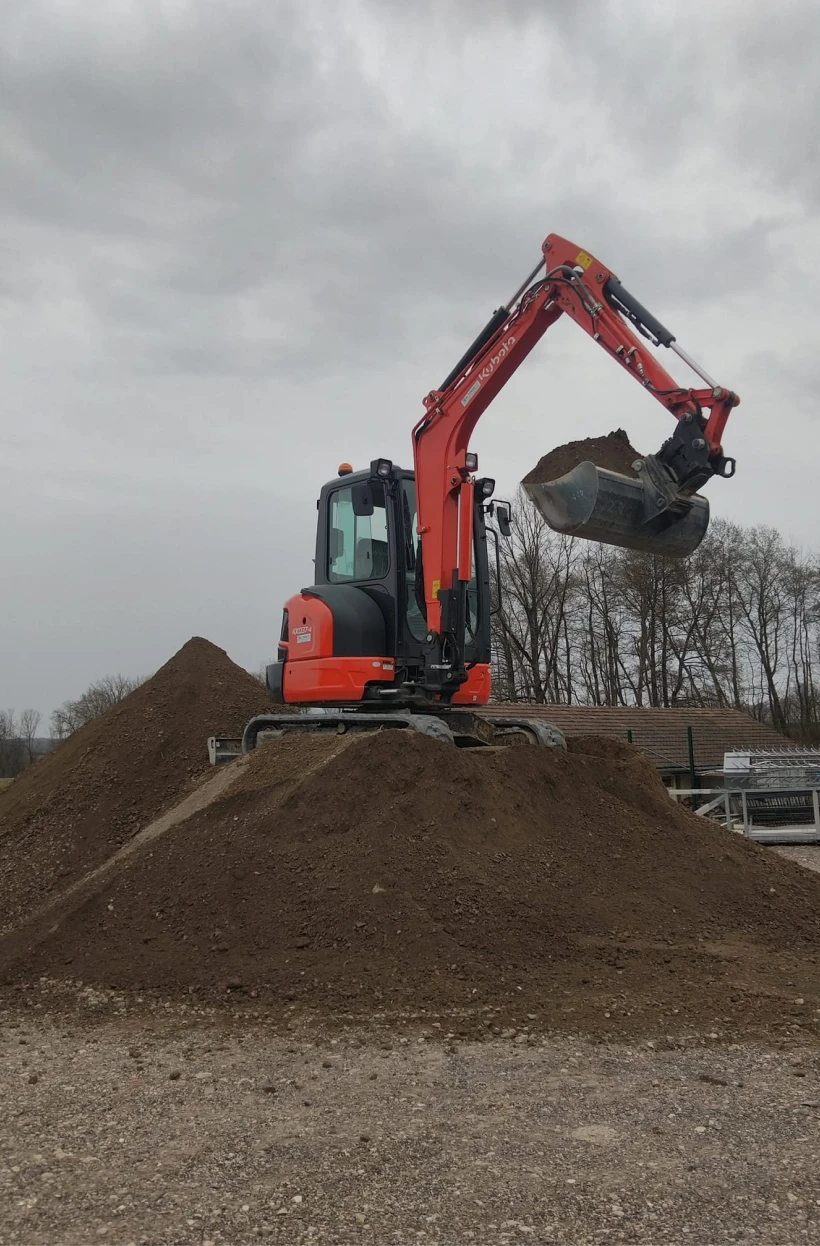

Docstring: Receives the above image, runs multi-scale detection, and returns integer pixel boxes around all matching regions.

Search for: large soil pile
[4,726,820,1039]
[523,428,641,484]
[0,638,269,935]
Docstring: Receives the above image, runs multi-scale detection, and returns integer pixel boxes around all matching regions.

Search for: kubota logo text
[479,335,516,380]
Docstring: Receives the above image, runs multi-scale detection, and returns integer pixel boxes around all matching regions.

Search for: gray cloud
[2,0,818,717]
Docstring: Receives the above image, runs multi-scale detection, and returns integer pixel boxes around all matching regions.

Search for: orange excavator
[229,232,739,754]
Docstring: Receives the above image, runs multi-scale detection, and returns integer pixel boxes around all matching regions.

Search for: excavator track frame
[207,710,567,762]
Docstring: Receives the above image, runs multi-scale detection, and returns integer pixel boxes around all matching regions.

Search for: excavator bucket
[523,461,710,558]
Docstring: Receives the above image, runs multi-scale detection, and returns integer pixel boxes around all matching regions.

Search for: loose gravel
[3,991,820,1245]
[773,845,820,875]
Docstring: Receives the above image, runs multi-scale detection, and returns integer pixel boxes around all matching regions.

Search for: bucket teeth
[523,462,710,558]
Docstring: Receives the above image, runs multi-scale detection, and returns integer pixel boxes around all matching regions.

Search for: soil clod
[523,428,642,484]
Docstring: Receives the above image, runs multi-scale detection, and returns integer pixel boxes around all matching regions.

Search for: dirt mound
[523,428,641,484]
[0,638,269,935]
[5,729,820,1039]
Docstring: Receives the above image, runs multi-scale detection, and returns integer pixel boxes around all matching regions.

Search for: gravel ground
[3,992,820,1244]
[772,845,820,874]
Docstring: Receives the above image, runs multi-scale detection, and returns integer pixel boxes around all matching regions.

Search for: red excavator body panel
[282,657,396,703]
[278,591,492,706]
[451,664,491,705]
[278,591,395,703]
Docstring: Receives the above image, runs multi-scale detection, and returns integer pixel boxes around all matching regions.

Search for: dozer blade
[523,462,710,558]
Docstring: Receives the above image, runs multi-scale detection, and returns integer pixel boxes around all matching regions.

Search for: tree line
[0,675,144,779]
[490,491,820,741]
[0,709,42,779]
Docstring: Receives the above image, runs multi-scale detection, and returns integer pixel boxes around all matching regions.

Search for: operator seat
[354,538,389,579]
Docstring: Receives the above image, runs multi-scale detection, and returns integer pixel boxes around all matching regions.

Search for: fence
[613,723,736,789]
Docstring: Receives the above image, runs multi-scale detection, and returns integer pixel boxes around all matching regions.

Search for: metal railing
[668,785,820,844]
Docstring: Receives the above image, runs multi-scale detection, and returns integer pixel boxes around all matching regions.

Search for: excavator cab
[265,461,492,711]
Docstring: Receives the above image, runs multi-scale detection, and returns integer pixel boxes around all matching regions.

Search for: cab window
[328,482,389,582]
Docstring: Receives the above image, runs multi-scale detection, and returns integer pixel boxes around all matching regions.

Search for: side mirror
[351,483,375,517]
[329,527,345,560]
[496,503,512,539]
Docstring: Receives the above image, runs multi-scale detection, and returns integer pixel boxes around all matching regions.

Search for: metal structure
[671,748,820,843]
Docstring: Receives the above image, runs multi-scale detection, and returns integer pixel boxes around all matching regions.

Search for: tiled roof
[480,704,790,771]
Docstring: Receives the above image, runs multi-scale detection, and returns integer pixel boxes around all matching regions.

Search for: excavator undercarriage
[208,709,566,765]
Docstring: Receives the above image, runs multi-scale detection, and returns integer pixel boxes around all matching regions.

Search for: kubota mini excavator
[212,232,740,757]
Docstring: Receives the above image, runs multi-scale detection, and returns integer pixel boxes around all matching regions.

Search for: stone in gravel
[322,1059,334,1069]
[127,1047,141,1058]
[27,1072,39,1084]
[698,1074,728,1086]
[295,937,311,949]
[261,1080,277,1094]
[571,1125,617,1145]
[194,1071,212,1081]
[369,1072,377,1080]
[359,1133,371,1142]
[168,1070,181,1081]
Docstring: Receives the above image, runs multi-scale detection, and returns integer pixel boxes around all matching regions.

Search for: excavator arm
[412,232,740,695]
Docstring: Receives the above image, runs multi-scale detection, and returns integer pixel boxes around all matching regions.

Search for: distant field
[0,779,13,793]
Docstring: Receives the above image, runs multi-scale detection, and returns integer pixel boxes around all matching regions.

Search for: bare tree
[490,489,579,703]
[731,527,789,729]
[489,510,820,740]
[51,674,145,740]
[0,710,25,778]
[575,543,626,705]
[18,708,41,765]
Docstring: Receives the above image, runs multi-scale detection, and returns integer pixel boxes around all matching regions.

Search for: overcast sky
[3,0,819,722]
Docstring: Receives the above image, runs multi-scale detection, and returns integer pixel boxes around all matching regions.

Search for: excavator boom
[411,232,739,691]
